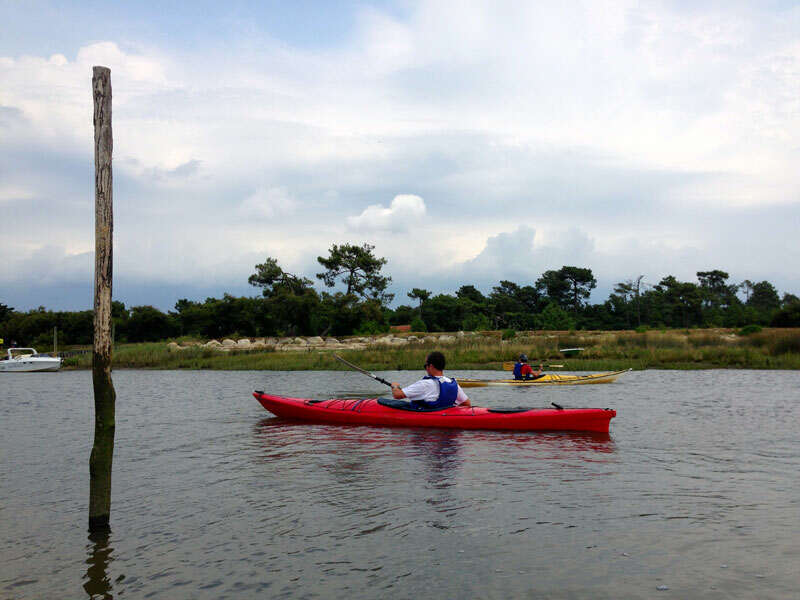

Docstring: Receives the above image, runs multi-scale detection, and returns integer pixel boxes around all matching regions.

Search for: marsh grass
[59,328,800,371]
[743,330,800,356]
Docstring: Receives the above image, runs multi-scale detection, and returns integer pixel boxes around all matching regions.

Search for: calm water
[1,369,798,599]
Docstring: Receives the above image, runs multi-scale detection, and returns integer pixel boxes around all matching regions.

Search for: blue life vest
[513,362,524,380]
[411,375,459,410]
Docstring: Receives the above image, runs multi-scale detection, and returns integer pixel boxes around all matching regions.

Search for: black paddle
[333,354,393,388]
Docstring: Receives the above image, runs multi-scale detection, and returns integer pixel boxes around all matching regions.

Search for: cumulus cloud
[3,3,800,311]
[347,194,426,231]
[456,226,596,283]
[130,158,203,182]
[238,187,296,219]
[0,245,92,285]
[0,184,35,204]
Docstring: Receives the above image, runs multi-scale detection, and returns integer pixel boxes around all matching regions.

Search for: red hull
[253,392,616,433]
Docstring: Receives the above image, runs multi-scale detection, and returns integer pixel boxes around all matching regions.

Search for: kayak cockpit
[377,398,455,412]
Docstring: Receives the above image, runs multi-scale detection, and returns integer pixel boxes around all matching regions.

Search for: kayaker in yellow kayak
[513,354,544,380]
[391,351,471,408]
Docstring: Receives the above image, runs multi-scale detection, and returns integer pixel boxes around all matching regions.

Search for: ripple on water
[1,369,799,599]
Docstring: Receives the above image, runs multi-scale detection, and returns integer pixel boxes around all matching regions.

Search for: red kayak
[253,392,616,433]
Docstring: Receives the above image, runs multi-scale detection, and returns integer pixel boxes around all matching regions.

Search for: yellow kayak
[458,369,632,388]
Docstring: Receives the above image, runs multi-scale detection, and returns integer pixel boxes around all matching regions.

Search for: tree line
[2,243,799,346]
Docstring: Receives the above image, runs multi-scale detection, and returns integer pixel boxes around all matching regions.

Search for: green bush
[738,324,762,336]
[502,328,516,340]
[410,317,427,332]
[462,313,491,331]
[635,325,649,333]
[354,320,389,335]
[771,304,800,327]
[539,303,575,330]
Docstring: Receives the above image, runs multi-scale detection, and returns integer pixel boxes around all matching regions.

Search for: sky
[2,0,800,312]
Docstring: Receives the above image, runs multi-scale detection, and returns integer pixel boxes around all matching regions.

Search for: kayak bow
[253,392,616,433]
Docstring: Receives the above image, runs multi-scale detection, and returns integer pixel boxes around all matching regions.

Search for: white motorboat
[0,348,63,372]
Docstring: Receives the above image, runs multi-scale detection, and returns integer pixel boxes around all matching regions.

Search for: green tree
[538,302,575,330]
[267,287,320,336]
[609,282,633,329]
[172,298,218,338]
[536,266,595,312]
[126,306,177,342]
[781,293,800,307]
[315,292,381,336]
[561,266,597,311]
[249,257,313,297]
[408,288,431,308]
[410,316,427,332]
[697,270,737,309]
[656,276,703,328]
[462,312,491,331]
[771,303,800,327]
[388,304,416,325]
[738,279,754,302]
[247,258,320,335]
[489,281,523,328]
[455,284,490,327]
[747,281,780,314]
[455,285,485,305]
[515,285,541,313]
[535,270,570,308]
[0,302,14,323]
[317,243,393,304]
[421,294,467,331]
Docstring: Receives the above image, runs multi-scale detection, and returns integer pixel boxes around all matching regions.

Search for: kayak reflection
[253,418,616,461]
[250,419,619,535]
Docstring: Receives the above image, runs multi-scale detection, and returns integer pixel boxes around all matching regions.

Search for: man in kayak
[390,351,471,409]
[513,354,544,380]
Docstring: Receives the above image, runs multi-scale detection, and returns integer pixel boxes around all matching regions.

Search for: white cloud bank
[347,194,426,231]
[2,2,800,310]
[238,187,296,219]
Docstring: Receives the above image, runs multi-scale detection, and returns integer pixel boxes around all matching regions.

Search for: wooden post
[89,65,117,533]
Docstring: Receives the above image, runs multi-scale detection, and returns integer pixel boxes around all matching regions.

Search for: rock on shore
[166,332,483,352]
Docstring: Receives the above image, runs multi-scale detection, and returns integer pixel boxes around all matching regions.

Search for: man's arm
[391,382,406,399]
[456,385,471,407]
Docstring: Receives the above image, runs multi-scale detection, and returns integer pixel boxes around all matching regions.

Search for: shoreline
[57,328,800,371]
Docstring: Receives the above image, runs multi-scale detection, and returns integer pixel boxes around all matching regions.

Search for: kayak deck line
[253,392,616,433]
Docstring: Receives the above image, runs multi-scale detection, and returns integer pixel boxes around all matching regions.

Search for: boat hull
[254,392,616,433]
[0,357,62,372]
[458,369,631,388]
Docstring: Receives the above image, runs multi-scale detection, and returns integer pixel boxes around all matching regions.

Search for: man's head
[425,351,446,372]
[519,354,528,363]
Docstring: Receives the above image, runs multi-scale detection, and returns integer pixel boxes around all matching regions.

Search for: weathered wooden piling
[89,65,116,532]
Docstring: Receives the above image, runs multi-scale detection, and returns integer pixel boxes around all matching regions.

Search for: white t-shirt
[401,376,469,406]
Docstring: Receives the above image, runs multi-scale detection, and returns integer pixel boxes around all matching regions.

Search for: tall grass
[59,328,800,371]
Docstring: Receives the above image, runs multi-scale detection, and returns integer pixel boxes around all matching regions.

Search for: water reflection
[406,429,464,485]
[252,418,616,465]
[83,531,114,599]
[3,370,798,599]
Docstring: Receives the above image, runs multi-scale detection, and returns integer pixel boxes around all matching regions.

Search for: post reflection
[83,531,114,599]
